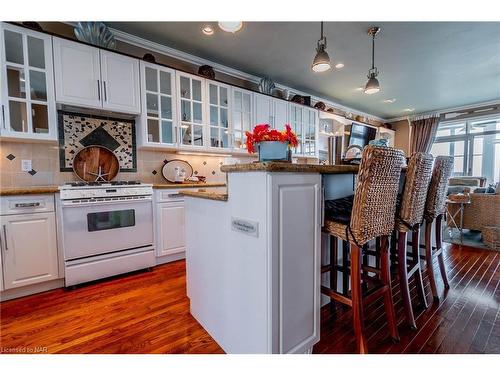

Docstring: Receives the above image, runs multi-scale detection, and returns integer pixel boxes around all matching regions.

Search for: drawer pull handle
[14,202,40,208]
[167,193,183,198]
[3,225,7,251]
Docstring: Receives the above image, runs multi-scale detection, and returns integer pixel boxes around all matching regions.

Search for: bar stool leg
[342,241,349,295]
[381,235,400,341]
[397,231,416,330]
[435,214,450,289]
[412,227,428,309]
[329,236,338,312]
[425,219,439,301]
[350,244,367,354]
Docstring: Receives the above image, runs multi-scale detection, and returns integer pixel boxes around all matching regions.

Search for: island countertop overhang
[220,162,360,174]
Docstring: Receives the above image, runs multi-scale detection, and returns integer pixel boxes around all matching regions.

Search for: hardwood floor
[1,244,498,354]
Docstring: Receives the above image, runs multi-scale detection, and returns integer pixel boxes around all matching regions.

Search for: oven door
[61,198,154,260]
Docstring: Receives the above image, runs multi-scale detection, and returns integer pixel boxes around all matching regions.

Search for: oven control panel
[59,186,154,200]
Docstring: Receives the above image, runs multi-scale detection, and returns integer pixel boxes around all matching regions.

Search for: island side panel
[185,172,270,353]
[268,173,322,353]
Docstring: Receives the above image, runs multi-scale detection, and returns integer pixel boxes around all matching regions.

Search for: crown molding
[64,22,385,123]
[387,99,500,123]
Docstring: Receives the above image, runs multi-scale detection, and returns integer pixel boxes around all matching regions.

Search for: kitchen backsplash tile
[0,141,255,187]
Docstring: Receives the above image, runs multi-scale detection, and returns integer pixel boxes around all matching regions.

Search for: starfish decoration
[88,166,110,182]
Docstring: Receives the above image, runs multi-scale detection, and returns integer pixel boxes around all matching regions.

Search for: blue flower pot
[257,141,291,162]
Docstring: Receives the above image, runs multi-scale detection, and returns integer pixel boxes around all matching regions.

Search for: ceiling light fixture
[311,21,331,73]
[335,63,344,69]
[364,26,381,95]
[202,25,214,35]
[218,22,243,33]
[404,108,415,112]
[383,98,396,104]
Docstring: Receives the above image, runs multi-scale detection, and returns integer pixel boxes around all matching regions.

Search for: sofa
[447,192,500,232]
[447,176,487,195]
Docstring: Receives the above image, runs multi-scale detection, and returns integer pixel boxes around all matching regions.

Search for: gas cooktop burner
[65,180,142,187]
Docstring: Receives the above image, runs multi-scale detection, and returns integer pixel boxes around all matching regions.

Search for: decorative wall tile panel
[58,112,136,172]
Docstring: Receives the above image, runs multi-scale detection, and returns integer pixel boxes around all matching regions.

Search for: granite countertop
[179,188,229,202]
[0,182,227,196]
[220,162,360,174]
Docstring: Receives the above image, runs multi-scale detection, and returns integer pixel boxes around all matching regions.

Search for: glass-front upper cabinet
[303,108,318,157]
[139,61,176,146]
[176,71,205,147]
[0,23,56,140]
[289,103,304,155]
[231,87,253,150]
[207,81,231,149]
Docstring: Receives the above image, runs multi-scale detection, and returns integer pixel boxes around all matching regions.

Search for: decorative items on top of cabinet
[53,37,140,114]
[207,80,231,149]
[231,87,253,150]
[0,195,59,290]
[0,22,57,141]
[73,22,116,49]
[139,60,177,146]
[176,71,206,148]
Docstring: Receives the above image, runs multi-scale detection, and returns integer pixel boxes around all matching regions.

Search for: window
[431,115,500,184]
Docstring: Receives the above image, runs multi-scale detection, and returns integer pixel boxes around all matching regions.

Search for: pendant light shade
[312,22,331,72]
[364,27,381,95]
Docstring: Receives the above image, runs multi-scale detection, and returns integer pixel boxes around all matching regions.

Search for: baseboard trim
[1,278,64,302]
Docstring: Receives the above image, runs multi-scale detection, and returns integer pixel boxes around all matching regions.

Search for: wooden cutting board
[73,146,119,182]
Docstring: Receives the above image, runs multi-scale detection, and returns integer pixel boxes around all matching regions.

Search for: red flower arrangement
[245,124,299,153]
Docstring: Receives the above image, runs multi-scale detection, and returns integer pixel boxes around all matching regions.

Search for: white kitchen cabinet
[176,71,206,148]
[0,22,57,141]
[99,50,140,113]
[289,103,319,157]
[53,37,140,114]
[157,201,186,257]
[1,212,58,289]
[231,87,253,150]
[139,61,177,146]
[253,93,288,129]
[207,80,231,149]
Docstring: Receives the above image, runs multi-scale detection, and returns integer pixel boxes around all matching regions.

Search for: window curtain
[410,115,439,154]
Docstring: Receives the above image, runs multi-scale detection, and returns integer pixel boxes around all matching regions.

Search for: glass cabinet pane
[221,108,228,128]
[210,127,219,147]
[243,113,251,131]
[210,106,218,126]
[180,77,190,98]
[31,104,48,133]
[181,100,191,121]
[181,124,192,145]
[161,120,173,144]
[193,125,203,146]
[243,94,251,112]
[233,112,242,132]
[29,70,47,101]
[146,93,159,117]
[27,36,45,69]
[7,67,26,98]
[220,87,228,107]
[234,91,242,109]
[159,71,171,95]
[147,119,160,142]
[4,30,24,64]
[8,101,28,132]
[192,80,202,101]
[145,67,158,92]
[160,96,172,119]
[221,131,228,148]
[209,84,218,105]
[193,102,202,123]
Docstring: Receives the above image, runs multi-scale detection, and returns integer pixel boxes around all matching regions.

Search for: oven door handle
[61,197,153,208]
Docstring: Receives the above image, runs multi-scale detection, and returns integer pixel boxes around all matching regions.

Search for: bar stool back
[395,152,433,329]
[424,156,454,301]
[322,145,405,353]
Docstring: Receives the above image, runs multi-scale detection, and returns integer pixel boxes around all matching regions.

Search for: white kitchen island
[182,162,359,354]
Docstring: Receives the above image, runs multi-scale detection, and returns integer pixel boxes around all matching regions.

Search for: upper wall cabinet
[139,61,176,146]
[207,80,231,149]
[254,93,288,129]
[176,71,206,148]
[231,87,253,150]
[289,103,319,157]
[0,23,57,141]
[53,37,140,114]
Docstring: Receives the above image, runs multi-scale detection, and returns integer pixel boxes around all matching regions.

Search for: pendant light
[364,26,381,95]
[311,22,331,72]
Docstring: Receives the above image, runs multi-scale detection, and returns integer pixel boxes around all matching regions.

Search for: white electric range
[58,181,155,286]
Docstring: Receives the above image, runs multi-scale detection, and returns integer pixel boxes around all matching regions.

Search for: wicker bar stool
[394,152,433,330]
[423,156,454,301]
[322,145,405,353]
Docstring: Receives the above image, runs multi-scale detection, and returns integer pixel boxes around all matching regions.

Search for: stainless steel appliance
[58,181,155,286]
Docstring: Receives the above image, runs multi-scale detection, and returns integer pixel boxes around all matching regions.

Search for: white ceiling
[106,22,500,119]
